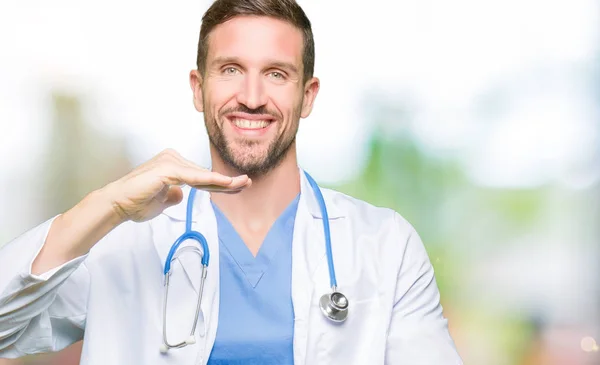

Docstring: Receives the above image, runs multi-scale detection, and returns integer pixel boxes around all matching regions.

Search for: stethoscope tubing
[303,172,338,289]
[160,172,346,352]
[163,189,209,275]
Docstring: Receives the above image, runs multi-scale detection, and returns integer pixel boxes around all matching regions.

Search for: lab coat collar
[300,169,345,220]
[161,167,345,222]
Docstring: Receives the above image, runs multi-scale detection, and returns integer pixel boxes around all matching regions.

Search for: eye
[269,71,285,80]
[223,67,239,75]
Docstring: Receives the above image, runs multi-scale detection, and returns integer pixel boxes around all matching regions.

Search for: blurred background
[1,0,599,364]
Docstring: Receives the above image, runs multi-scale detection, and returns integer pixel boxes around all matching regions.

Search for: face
[190,16,319,177]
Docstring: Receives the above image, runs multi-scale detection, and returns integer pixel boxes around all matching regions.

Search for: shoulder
[321,188,433,296]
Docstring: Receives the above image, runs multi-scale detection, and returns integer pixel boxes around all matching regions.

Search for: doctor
[0,0,462,364]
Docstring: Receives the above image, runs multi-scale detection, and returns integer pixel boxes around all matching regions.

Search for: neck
[209,145,301,233]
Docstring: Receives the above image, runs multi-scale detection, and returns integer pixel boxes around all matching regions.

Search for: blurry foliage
[332,128,464,298]
[328,102,556,365]
[40,91,132,220]
[331,121,551,294]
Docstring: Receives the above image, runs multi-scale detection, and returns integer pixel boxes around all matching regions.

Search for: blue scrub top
[207,194,300,365]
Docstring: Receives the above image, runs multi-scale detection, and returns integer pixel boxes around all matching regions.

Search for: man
[0,0,463,364]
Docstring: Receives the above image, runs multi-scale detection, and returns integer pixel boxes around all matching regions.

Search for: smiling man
[194,5,317,182]
[0,0,463,364]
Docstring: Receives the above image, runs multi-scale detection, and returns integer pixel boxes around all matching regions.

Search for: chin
[230,144,269,162]
[233,158,267,172]
[217,136,291,176]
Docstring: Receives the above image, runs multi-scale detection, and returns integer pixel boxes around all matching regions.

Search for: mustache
[221,105,280,119]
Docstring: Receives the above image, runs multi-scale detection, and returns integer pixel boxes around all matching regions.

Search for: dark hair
[196,0,315,82]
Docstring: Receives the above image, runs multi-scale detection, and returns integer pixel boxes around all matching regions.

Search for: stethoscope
[159,171,348,353]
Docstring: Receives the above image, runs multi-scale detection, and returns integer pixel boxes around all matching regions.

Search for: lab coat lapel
[290,203,322,365]
[292,169,345,365]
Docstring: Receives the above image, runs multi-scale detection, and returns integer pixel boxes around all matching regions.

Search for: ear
[300,76,320,118]
[189,70,204,113]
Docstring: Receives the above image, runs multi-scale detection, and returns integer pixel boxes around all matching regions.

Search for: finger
[156,185,183,204]
[193,176,251,192]
[159,151,250,185]
[163,186,184,206]
[155,184,171,203]
[172,167,248,188]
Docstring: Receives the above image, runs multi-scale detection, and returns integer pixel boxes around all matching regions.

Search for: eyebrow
[211,56,300,75]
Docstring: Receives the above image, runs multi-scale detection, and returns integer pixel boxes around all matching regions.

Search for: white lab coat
[0,169,463,364]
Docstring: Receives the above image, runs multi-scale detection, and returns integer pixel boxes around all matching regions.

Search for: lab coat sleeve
[384,214,463,364]
[0,215,90,358]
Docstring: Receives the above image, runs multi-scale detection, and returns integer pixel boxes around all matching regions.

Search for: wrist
[33,187,127,275]
[96,183,129,226]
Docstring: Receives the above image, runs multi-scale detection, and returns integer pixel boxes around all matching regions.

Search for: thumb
[162,185,184,207]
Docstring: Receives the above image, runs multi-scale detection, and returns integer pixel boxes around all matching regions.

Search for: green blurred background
[1,0,599,364]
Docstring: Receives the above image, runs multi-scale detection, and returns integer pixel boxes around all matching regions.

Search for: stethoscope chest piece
[319,290,349,323]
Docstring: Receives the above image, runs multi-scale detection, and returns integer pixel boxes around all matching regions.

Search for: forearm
[0,214,90,356]
[31,187,123,276]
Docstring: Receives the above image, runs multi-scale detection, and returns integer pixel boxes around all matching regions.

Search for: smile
[232,119,271,129]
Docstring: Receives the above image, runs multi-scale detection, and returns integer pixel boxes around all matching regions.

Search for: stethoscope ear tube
[161,247,207,353]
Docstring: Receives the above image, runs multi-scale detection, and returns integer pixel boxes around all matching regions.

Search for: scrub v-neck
[210,194,300,288]
[206,194,300,365]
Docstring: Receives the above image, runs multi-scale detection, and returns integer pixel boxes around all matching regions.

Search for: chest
[82,211,396,365]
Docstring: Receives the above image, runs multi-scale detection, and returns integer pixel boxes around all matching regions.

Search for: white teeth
[232,119,270,129]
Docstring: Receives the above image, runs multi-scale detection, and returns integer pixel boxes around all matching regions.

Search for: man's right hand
[31,149,250,275]
[104,148,250,223]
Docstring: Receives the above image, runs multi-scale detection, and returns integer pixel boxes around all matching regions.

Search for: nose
[236,73,268,110]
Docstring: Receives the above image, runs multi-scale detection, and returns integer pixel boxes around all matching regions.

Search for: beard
[204,104,300,178]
